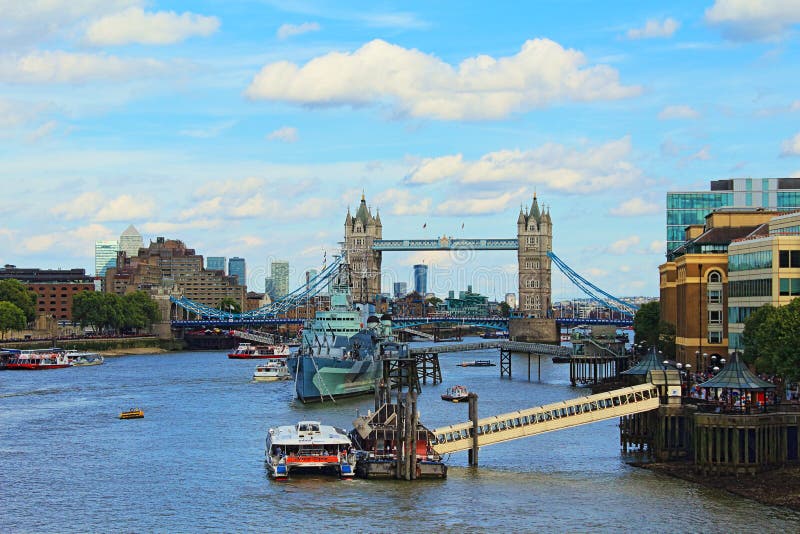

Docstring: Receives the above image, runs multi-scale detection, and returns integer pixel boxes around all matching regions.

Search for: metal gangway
[230,330,275,344]
[431,383,659,454]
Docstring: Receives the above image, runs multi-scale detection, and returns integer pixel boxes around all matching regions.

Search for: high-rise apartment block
[228,257,246,285]
[413,265,427,296]
[95,240,119,278]
[207,256,226,273]
[118,225,144,258]
[271,261,289,298]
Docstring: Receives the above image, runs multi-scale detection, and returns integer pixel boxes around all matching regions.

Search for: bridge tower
[517,194,552,318]
[344,193,382,303]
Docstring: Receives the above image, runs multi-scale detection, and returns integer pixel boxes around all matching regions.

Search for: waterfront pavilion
[696,352,776,413]
[621,350,667,385]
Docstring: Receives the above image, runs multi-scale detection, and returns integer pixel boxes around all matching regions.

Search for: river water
[2,339,798,532]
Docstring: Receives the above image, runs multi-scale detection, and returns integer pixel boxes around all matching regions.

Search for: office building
[95,240,119,278]
[393,282,407,299]
[305,269,318,291]
[0,265,94,321]
[271,261,289,298]
[118,225,144,258]
[667,178,800,253]
[445,285,489,316]
[207,256,226,273]
[264,277,275,300]
[413,264,428,296]
[228,257,246,285]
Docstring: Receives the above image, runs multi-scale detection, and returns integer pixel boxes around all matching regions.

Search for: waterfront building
[245,291,270,311]
[105,237,245,309]
[393,282,407,299]
[413,264,427,296]
[392,291,425,316]
[118,225,144,258]
[228,257,246,285]
[445,285,489,316]
[659,208,777,367]
[270,261,289,298]
[726,210,800,349]
[207,256,226,273]
[666,177,800,253]
[94,240,119,278]
[344,193,382,302]
[505,292,517,309]
[0,265,94,321]
[517,194,553,318]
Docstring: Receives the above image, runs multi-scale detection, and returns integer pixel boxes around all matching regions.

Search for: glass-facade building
[94,240,119,278]
[393,282,407,299]
[667,178,800,253]
[228,257,245,285]
[413,264,428,295]
[206,256,226,273]
[271,261,289,298]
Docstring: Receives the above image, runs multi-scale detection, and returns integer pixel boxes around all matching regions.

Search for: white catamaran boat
[265,421,356,479]
[253,360,290,381]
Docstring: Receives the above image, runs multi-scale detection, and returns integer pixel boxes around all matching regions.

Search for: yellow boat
[119,408,144,419]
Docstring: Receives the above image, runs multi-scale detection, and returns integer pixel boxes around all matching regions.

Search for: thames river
[2,340,798,532]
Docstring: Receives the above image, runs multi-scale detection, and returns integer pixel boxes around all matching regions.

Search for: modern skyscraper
[393,282,407,299]
[94,240,119,278]
[305,269,318,291]
[118,225,144,258]
[228,257,246,285]
[667,178,800,253]
[207,256,226,272]
[264,277,275,299]
[413,264,428,296]
[271,261,289,298]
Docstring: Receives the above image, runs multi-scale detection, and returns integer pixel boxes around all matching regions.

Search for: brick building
[0,265,94,321]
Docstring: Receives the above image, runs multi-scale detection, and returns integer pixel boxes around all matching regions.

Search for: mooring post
[527,354,531,382]
[538,353,542,382]
[468,393,479,467]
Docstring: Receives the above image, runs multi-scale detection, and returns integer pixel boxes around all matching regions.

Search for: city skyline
[2,1,800,300]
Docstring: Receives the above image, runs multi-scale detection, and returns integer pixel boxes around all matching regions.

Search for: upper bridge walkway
[431,383,659,454]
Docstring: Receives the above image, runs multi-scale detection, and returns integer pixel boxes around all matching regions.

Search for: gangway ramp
[431,383,659,454]
[231,330,275,344]
[398,327,435,341]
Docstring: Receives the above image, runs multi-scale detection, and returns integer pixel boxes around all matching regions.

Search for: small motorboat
[457,360,495,367]
[253,360,291,381]
[119,408,144,419]
[441,385,470,402]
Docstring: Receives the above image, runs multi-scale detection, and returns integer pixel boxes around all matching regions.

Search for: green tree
[425,296,442,307]
[743,299,800,382]
[633,301,660,348]
[0,279,38,323]
[498,301,511,318]
[122,291,161,331]
[218,297,241,314]
[0,301,26,339]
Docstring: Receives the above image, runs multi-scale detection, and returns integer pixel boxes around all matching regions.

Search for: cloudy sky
[2,0,800,301]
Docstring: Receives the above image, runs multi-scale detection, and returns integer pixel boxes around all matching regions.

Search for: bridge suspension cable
[547,251,639,317]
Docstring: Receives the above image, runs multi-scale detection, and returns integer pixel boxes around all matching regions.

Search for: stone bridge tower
[517,194,552,318]
[344,193,382,303]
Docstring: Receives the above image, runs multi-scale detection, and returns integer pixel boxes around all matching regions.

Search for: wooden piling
[468,393,479,466]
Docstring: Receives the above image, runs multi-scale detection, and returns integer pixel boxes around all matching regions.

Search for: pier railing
[431,383,659,454]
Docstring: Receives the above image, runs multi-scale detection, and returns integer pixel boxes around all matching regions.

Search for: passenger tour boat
[441,385,470,402]
[5,350,71,370]
[228,342,290,359]
[265,421,356,479]
[253,360,290,381]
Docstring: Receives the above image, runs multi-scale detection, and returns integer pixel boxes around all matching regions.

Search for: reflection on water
[1,339,798,532]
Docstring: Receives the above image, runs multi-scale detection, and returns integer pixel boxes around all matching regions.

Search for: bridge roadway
[431,383,659,455]
[171,316,632,328]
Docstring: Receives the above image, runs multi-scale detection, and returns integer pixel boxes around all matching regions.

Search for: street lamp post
[695,350,700,371]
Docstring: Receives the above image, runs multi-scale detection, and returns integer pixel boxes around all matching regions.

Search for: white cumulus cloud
[781,132,800,156]
[609,197,660,217]
[658,105,700,120]
[607,235,641,255]
[95,194,155,221]
[705,0,800,41]
[85,7,219,45]
[438,188,526,216]
[627,18,680,39]
[245,38,641,121]
[0,50,169,84]
[267,126,299,143]
[374,189,432,216]
[405,137,644,193]
[277,22,321,39]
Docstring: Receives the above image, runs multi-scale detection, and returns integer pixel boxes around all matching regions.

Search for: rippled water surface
[2,339,798,532]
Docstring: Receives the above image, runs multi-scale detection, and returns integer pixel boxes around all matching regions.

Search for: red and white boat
[227,342,290,359]
[6,350,72,370]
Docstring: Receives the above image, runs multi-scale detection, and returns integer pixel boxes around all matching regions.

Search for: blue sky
[2,0,800,301]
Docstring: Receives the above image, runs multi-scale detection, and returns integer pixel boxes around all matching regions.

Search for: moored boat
[253,360,290,381]
[69,352,104,366]
[441,385,470,402]
[119,408,144,419]
[228,342,290,359]
[457,360,495,367]
[265,421,355,479]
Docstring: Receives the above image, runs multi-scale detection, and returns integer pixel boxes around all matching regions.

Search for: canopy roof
[622,350,665,376]
[697,352,775,390]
